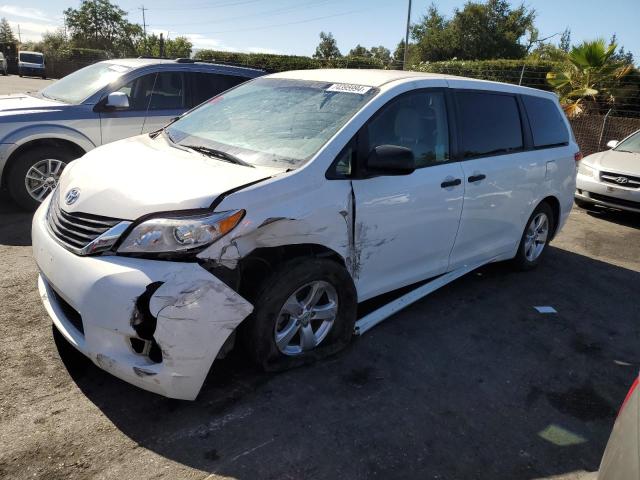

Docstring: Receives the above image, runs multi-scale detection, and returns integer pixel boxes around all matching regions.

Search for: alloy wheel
[274,281,338,356]
[24,158,67,202]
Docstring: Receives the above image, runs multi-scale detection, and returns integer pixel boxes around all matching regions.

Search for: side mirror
[606,140,619,149]
[105,91,129,110]
[366,145,415,175]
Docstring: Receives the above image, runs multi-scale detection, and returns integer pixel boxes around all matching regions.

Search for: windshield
[40,62,131,104]
[167,78,378,168]
[614,131,640,154]
[19,53,43,64]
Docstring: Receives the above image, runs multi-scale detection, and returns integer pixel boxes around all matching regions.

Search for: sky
[2,0,638,61]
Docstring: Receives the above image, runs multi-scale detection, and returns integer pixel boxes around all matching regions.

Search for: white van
[32,69,578,400]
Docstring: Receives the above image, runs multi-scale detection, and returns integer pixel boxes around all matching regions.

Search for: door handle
[441,178,462,188]
[468,174,486,183]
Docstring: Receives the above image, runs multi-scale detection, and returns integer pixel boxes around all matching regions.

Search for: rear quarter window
[456,91,523,159]
[522,95,569,148]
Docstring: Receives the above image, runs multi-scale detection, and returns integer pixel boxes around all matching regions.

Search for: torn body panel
[32,199,254,400]
[198,179,356,278]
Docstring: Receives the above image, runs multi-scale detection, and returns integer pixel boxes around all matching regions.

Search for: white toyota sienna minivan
[32,69,578,400]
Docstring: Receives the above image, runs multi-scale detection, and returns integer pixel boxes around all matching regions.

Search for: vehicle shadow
[0,194,32,246]
[55,246,640,480]
[582,205,640,230]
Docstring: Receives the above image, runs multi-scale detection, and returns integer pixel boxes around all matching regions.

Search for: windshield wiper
[614,149,636,154]
[182,145,254,168]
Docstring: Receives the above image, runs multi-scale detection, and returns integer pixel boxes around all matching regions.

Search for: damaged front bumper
[32,200,253,400]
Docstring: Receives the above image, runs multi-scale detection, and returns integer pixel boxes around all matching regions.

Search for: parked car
[593,373,639,480]
[0,52,8,76]
[0,58,264,210]
[32,69,578,400]
[18,50,46,78]
[576,129,640,213]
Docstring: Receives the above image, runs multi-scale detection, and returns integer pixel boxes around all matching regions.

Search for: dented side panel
[198,178,355,274]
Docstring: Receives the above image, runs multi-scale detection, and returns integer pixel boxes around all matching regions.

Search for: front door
[351,89,465,301]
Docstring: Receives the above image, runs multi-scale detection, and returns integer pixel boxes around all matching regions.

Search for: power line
[150,0,339,27]
[150,0,263,12]
[165,9,366,35]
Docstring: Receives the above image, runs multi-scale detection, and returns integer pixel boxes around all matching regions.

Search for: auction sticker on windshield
[326,83,372,94]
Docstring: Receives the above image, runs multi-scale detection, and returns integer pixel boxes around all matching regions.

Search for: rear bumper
[32,196,253,400]
[576,173,640,213]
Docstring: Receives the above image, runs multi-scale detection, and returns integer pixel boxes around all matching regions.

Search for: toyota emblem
[65,188,80,205]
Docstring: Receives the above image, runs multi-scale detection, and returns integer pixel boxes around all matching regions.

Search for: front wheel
[241,257,357,371]
[7,146,77,211]
[512,202,555,271]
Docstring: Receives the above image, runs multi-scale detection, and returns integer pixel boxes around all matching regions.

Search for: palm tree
[546,39,633,117]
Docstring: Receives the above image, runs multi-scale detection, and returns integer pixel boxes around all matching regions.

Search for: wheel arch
[539,195,561,238]
[236,243,348,301]
[1,136,89,188]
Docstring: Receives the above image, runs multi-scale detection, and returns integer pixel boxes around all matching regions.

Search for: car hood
[584,149,640,175]
[57,134,282,220]
[0,93,66,117]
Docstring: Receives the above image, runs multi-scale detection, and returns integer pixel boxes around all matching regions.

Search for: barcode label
[326,83,372,94]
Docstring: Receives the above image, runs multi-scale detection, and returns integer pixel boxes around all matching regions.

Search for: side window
[148,72,184,110]
[115,73,157,111]
[522,95,569,148]
[457,91,523,159]
[189,72,248,107]
[366,91,449,168]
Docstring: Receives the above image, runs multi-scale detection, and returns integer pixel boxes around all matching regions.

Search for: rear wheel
[241,257,357,371]
[7,146,77,211]
[512,202,554,271]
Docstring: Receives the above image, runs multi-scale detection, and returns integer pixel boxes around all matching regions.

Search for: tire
[512,202,555,271]
[7,146,78,211]
[42,75,46,80]
[240,257,357,372]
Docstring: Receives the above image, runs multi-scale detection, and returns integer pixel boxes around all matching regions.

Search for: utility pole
[139,5,148,54]
[403,0,412,70]
[17,24,21,44]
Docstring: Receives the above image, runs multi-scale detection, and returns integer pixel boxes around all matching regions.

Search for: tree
[64,0,143,56]
[348,44,370,57]
[547,39,633,117]
[370,46,392,66]
[559,28,571,53]
[313,32,341,60]
[411,4,455,61]
[411,0,535,62]
[0,18,16,43]
[137,34,192,58]
[609,34,634,65]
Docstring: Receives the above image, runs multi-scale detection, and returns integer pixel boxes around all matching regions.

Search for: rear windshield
[522,95,569,148]
[19,53,43,64]
[167,78,378,168]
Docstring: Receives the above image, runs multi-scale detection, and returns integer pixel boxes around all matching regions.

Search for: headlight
[577,162,595,178]
[118,209,244,254]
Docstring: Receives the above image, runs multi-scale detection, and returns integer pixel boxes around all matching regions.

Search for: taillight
[618,376,639,418]
[574,151,583,162]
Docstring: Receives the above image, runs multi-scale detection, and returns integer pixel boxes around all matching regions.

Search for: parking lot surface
[0,75,54,95]
[1,76,639,480]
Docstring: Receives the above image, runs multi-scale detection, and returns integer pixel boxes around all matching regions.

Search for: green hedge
[411,59,563,90]
[193,50,384,72]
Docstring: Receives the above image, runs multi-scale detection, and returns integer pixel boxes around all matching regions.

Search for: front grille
[589,192,640,210]
[47,197,121,253]
[49,287,84,334]
[600,171,640,189]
